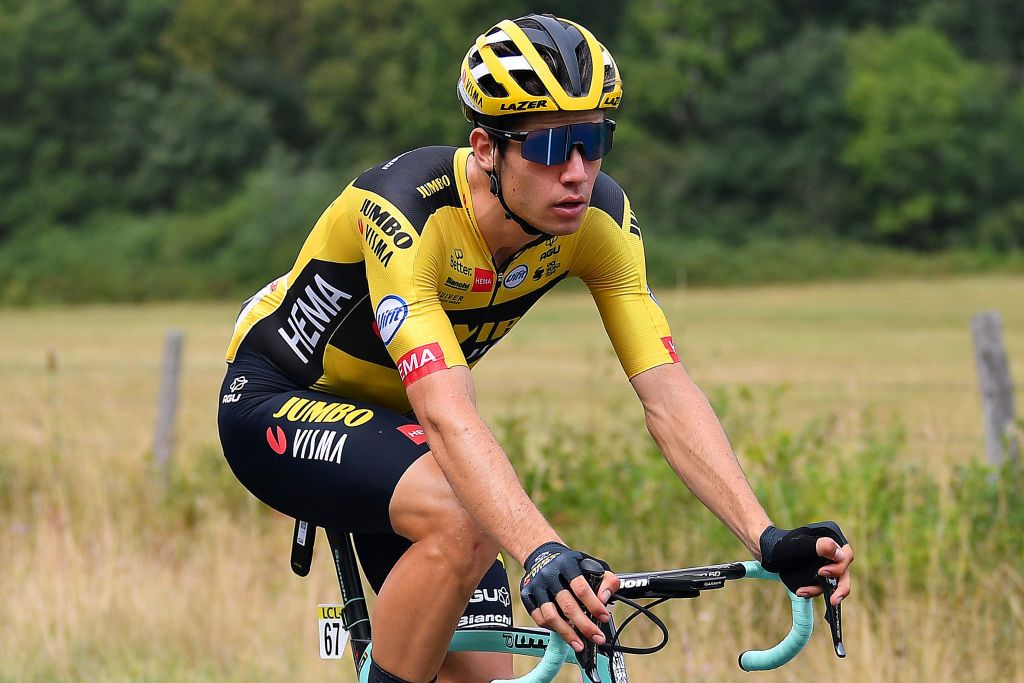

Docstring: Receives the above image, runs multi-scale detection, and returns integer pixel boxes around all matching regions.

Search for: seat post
[325,528,373,673]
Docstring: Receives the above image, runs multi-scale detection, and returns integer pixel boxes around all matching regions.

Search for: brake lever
[576,558,607,683]
[820,575,846,658]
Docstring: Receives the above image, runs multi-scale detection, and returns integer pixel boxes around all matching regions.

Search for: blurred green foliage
[499,386,1024,602]
[2,0,1024,302]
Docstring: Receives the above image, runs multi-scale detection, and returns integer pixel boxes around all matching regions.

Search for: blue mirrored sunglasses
[479,119,616,165]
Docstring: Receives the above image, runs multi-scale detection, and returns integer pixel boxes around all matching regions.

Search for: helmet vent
[573,42,593,95]
[601,48,618,93]
[477,74,508,98]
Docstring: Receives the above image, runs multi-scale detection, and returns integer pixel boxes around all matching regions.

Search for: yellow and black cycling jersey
[227,145,678,414]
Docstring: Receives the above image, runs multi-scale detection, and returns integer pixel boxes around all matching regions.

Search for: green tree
[678,27,858,242]
[0,0,126,233]
[919,0,1024,72]
[0,0,274,236]
[843,26,1013,247]
[164,0,314,150]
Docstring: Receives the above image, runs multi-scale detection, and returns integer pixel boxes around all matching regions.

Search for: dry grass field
[1,276,1022,682]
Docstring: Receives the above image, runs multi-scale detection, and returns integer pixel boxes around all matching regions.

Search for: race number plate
[318,604,350,659]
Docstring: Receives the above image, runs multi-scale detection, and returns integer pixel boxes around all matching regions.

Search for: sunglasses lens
[520,122,614,165]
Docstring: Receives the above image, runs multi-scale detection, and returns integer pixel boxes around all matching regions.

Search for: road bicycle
[289,519,845,683]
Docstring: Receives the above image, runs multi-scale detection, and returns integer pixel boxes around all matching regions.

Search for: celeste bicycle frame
[290,520,844,683]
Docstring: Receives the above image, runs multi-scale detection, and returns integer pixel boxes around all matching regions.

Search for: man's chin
[537,211,587,236]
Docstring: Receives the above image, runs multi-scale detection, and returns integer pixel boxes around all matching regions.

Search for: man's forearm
[419,400,560,564]
[634,366,771,557]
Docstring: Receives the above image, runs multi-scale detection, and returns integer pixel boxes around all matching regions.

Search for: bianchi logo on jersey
[445,276,470,291]
[375,295,408,345]
[502,264,529,289]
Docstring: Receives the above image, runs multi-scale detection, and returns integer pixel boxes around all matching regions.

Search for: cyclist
[218,13,854,683]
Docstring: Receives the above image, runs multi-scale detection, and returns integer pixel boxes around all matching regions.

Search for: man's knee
[419,503,499,579]
[390,453,499,577]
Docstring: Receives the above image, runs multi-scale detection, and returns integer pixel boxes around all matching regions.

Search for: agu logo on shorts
[374,295,408,345]
[503,264,529,289]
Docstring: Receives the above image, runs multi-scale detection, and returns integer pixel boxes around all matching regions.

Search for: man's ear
[468,127,496,172]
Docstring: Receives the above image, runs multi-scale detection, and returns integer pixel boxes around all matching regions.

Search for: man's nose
[560,146,587,183]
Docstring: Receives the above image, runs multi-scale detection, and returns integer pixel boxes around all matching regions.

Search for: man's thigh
[218,360,430,533]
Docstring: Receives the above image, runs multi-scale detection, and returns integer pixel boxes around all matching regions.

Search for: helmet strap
[487,156,542,237]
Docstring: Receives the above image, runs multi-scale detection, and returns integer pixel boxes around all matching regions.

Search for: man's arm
[631,362,853,602]
[630,362,771,556]
[407,365,618,646]
[406,364,559,564]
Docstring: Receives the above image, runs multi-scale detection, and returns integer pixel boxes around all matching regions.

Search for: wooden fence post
[153,329,184,481]
[971,311,1018,467]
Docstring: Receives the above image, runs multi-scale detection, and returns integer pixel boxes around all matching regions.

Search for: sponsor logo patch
[222,376,246,403]
[359,199,414,249]
[276,274,354,364]
[445,276,470,291]
[374,295,408,345]
[502,264,528,289]
[450,249,472,276]
[470,587,512,607]
[458,614,513,629]
[397,343,448,385]
[502,633,546,649]
[266,426,287,454]
[500,100,549,111]
[439,292,464,304]
[397,424,427,445]
[416,174,451,198]
[534,261,561,280]
[620,577,650,589]
[662,336,680,363]
[360,218,395,267]
[292,428,347,464]
[272,397,375,426]
[472,268,494,292]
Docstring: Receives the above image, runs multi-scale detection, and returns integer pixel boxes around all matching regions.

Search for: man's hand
[759,522,854,605]
[520,542,620,653]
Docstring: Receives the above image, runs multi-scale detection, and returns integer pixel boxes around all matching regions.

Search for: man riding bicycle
[218,14,854,683]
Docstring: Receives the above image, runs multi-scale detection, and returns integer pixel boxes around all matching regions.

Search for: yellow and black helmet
[457,14,623,121]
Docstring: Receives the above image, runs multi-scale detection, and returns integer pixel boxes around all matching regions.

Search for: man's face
[493,110,605,236]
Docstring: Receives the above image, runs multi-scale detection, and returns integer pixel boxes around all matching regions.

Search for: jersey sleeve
[572,190,679,378]
[342,186,468,387]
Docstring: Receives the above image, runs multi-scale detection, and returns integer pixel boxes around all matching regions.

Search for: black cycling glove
[759,521,849,595]
[519,542,610,614]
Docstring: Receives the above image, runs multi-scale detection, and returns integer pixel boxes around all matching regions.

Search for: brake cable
[604,596,670,655]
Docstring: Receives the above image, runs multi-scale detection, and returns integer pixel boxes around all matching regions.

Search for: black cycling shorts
[217,349,512,629]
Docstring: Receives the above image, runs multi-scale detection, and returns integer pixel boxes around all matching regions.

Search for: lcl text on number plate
[318,604,350,659]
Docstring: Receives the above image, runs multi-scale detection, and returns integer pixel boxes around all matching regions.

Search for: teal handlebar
[485,560,814,683]
[491,633,571,683]
[737,561,814,671]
